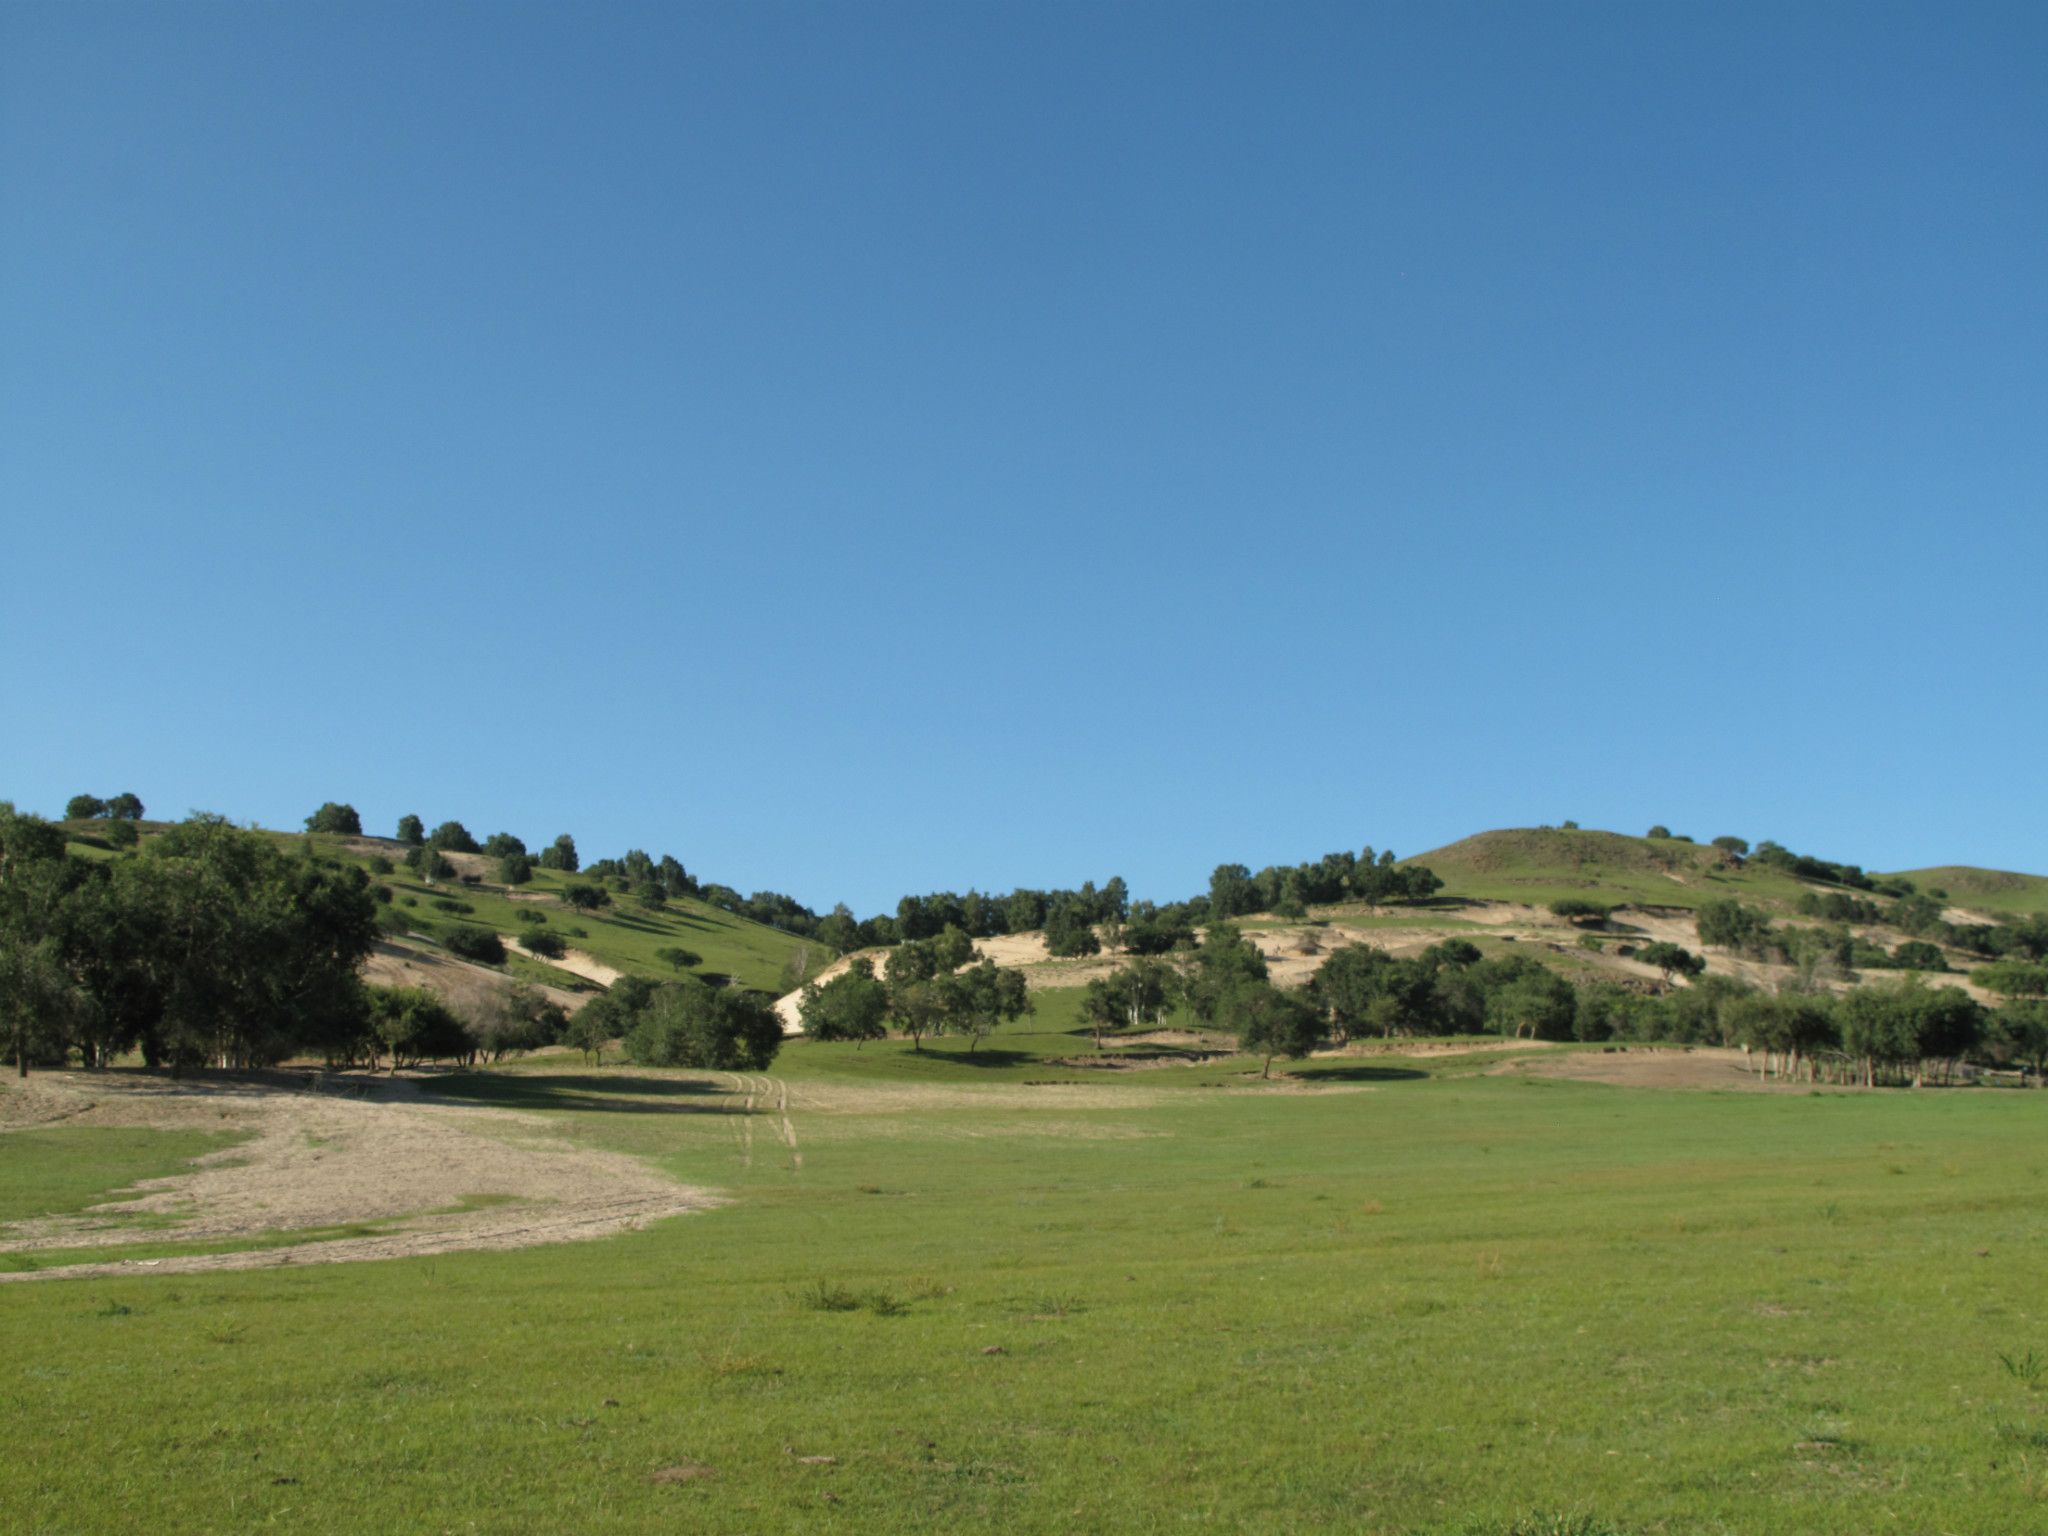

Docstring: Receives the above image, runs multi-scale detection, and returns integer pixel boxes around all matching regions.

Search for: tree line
[0,804,585,1075]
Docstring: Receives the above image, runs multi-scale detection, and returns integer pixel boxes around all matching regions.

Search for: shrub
[1549,898,1611,925]
[372,884,394,905]
[443,929,507,965]
[522,930,567,960]
[366,853,394,875]
[431,898,474,914]
[516,908,546,925]
[105,819,139,849]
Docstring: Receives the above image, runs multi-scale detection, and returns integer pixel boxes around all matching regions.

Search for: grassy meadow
[3,1003,2045,1535]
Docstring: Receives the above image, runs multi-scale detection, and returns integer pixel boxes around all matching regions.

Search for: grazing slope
[1883,865,2048,916]
[1405,827,1812,910]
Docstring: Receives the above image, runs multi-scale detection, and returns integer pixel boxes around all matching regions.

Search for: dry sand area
[0,1070,714,1283]
[1489,1045,1842,1092]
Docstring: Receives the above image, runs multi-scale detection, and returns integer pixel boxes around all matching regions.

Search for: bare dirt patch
[1489,1046,1843,1092]
[364,941,584,1013]
[502,935,622,988]
[0,1070,713,1282]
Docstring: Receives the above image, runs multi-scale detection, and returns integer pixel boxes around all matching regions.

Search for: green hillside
[1403,826,1814,910]
[1882,866,2048,916]
[58,823,823,997]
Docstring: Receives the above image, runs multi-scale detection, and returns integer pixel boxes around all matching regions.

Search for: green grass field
[1885,867,2048,917]
[3,1008,2045,1534]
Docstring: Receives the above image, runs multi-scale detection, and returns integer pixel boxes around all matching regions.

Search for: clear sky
[4,2,2043,915]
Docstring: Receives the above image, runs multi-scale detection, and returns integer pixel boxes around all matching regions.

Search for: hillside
[1881,866,2048,917]
[1402,827,1814,909]
[56,823,824,1003]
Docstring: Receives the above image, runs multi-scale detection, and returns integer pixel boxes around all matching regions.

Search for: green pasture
[3,1014,2045,1535]
[1886,867,2048,917]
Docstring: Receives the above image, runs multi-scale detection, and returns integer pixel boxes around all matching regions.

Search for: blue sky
[4,2,2043,915]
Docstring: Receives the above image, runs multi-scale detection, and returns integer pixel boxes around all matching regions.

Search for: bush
[522,930,567,960]
[1891,940,1948,972]
[516,908,546,925]
[366,853,394,875]
[1549,898,1611,925]
[499,851,533,886]
[561,883,610,912]
[105,819,139,849]
[443,929,507,965]
[372,884,394,905]
[431,898,474,914]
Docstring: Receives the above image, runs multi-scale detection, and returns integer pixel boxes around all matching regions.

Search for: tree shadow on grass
[428,1072,741,1115]
[1285,1063,1430,1084]
[901,1048,1037,1070]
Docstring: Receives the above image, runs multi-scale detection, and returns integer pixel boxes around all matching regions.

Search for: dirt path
[0,1070,713,1283]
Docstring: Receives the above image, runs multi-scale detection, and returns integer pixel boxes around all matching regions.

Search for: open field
[3,1004,2045,1535]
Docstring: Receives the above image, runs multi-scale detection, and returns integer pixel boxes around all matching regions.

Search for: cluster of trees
[1207,848,1442,920]
[62,793,145,823]
[1696,898,2047,982]
[568,975,782,1071]
[0,804,576,1076]
[798,928,1032,1053]
[1056,924,2046,1088]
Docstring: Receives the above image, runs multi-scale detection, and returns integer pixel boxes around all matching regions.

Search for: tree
[1208,864,1261,919]
[105,793,144,821]
[1485,968,1577,1040]
[1310,944,1435,1041]
[624,981,783,1071]
[1989,1001,2048,1084]
[815,903,860,955]
[1891,940,1948,972]
[428,820,480,854]
[1973,961,2048,999]
[1712,836,1750,855]
[1646,825,1672,840]
[304,802,363,835]
[396,814,424,846]
[1696,900,1773,954]
[467,983,563,1062]
[1226,984,1324,1078]
[656,946,702,973]
[565,1000,613,1064]
[944,957,1032,1053]
[105,818,139,849]
[561,882,610,912]
[1081,959,1170,1049]
[799,958,889,1045]
[499,851,533,885]
[1637,941,1706,986]
[1189,922,1269,1022]
[442,929,506,965]
[65,795,107,821]
[367,986,469,1070]
[1044,906,1100,957]
[522,929,567,960]
[539,834,579,872]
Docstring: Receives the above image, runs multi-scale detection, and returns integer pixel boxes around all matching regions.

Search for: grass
[0,1124,247,1226]
[3,1016,2046,1533]
[1884,866,2048,916]
[1405,828,1822,912]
